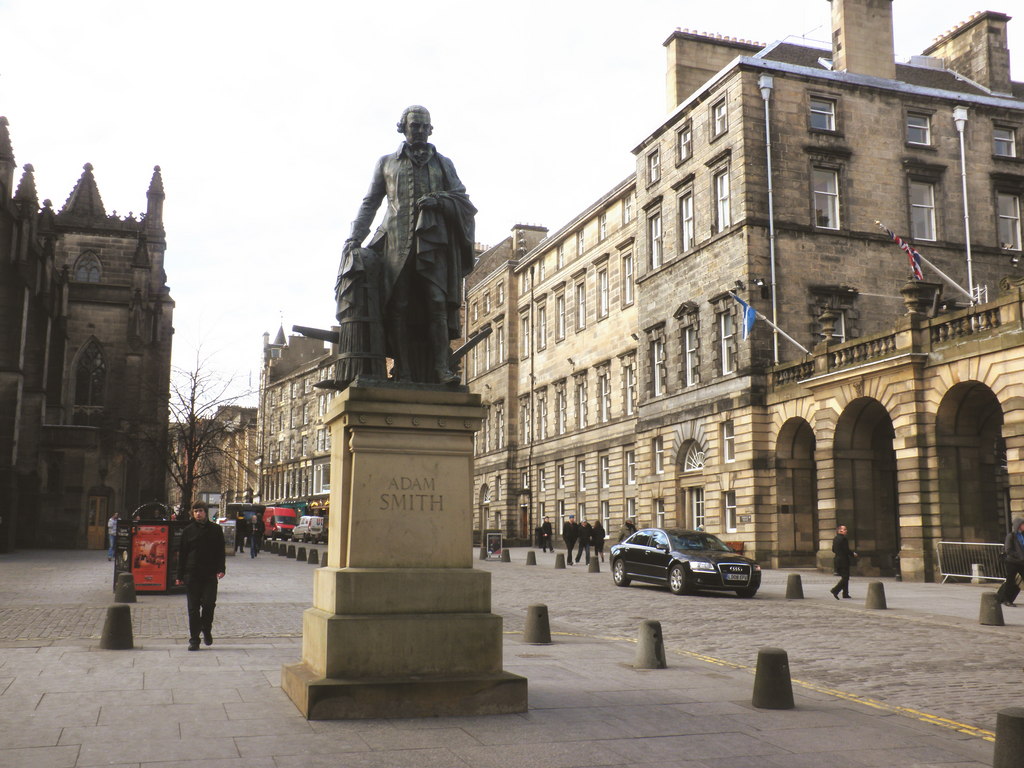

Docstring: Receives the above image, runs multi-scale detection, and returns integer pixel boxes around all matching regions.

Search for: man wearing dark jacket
[830,524,857,599]
[175,501,226,651]
[562,515,579,565]
[996,518,1024,607]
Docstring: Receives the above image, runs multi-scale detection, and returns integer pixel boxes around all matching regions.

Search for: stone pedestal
[281,385,527,719]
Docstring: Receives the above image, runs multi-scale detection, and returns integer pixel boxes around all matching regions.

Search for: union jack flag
[881,225,924,281]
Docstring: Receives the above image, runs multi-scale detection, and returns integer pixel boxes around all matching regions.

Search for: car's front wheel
[668,564,690,595]
[734,586,758,598]
[612,558,631,587]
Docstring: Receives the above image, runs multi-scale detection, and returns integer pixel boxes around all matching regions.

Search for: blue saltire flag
[731,293,757,340]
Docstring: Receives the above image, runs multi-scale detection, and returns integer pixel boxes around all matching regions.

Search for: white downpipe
[759,75,779,363]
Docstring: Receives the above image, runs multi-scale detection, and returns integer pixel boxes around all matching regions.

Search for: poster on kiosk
[113,502,187,594]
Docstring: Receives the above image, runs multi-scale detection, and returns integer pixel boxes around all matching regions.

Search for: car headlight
[689,560,716,572]
[753,565,761,571]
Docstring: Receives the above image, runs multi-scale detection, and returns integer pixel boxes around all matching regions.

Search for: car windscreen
[668,533,734,552]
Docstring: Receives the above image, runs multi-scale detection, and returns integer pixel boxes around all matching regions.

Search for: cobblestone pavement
[1,545,1019,738]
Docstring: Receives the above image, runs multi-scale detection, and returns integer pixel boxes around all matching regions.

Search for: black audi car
[610,527,761,598]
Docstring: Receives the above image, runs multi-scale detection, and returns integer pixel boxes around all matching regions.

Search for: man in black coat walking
[830,524,857,599]
[562,515,579,565]
[175,501,226,650]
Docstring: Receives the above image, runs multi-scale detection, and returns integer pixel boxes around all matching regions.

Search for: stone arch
[73,251,102,283]
[775,417,818,565]
[935,381,1007,542]
[675,436,707,529]
[833,397,899,575]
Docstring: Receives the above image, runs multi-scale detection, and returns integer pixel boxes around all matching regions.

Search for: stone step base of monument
[281,661,528,719]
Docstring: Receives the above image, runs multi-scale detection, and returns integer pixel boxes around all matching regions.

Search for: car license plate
[725,573,746,581]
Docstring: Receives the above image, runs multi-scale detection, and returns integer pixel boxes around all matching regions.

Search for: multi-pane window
[650,338,667,396]
[520,314,530,358]
[556,243,565,269]
[625,497,636,523]
[520,398,531,444]
[722,420,735,463]
[538,467,547,492]
[521,470,529,490]
[497,281,504,304]
[677,123,692,161]
[575,377,588,428]
[598,369,611,423]
[557,463,565,488]
[909,180,936,241]
[813,168,840,229]
[648,213,663,269]
[622,253,634,305]
[714,169,731,232]
[809,98,836,131]
[600,454,610,488]
[576,230,585,257]
[711,99,728,137]
[74,252,102,283]
[624,362,637,415]
[575,281,587,330]
[907,113,931,145]
[577,459,587,490]
[998,193,1022,250]
[484,293,491,313]
[724,490,737,533]
[496,323,505,362]
[495,402,505,449]
[601,500,611,530]
[556,499,565,526]
[720,311,736,375]
[536,303,547,350]
[679,192,695,250]
[597,268,609,319]
[647,148,661,184]
[556,293,566,340]
[654,498,665,528]
[652,436,665,474]
[994,127,1017,158]
[599,212,608,241]
[623,194,634,225]
[537,392,548,439]
[556,387,568,435]
[691,487,706,530]
[684,326,700,386]
[482,408,491,451]
[625,449,637,484]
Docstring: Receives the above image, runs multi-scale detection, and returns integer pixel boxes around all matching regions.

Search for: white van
[292,515,325,543]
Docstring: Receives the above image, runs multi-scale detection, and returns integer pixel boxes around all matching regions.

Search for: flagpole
[874,221,973,302]
[727,291,810,355]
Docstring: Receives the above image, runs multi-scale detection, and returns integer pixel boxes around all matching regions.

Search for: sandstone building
[465,1,1024,581]
[0,117,173,550]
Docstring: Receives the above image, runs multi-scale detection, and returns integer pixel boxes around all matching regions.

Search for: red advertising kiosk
[113,502,188,594]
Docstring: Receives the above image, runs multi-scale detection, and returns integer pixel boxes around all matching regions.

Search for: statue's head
[397,105,433,144]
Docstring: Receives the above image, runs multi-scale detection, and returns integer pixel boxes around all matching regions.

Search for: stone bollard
[114,573,137,604]
[752,647,794,709]
[523,604,552,644]
[634,620,667,669]
[588,559,601,573]
[865,581,887,610]
[479,547,487,560]
[554,553,566,569]
[99,604,134,650]
[266,540,275,554]
[320,550,328,567]
[500,549,511,563]
[525,551,537,566]
[994,707,1024,768]
[278,542,288,557]
[785,573,804,599]
[287,544,296,559]
[297,546,307,562]
[980,592,1005,626]
[308,548,319,564]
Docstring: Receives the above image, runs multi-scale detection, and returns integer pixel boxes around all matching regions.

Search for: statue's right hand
[343,238,361,256]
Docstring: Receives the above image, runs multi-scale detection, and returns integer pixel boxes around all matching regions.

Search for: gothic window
[72,341,106,425]
[73,252,102,283]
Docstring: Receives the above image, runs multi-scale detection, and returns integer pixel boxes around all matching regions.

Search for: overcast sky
[2,0,1019,404]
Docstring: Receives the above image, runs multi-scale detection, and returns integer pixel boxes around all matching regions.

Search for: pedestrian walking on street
[541,517,553,553]
[562,515,579,565]
[250,514,264,558]
[617,518,636,543]
[830,524,857,599]
[235,513,250,554]
[576,520,592,565]
[591,520,606,563]
[174,501,226,651]
[996,517,1024,607]
[106,512,118,561]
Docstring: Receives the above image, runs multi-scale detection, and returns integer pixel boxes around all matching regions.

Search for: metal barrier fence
[935,541,1004,583]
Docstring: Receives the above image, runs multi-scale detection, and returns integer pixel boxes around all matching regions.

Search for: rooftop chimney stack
[829,0,896,80]
[922,12,1012,95]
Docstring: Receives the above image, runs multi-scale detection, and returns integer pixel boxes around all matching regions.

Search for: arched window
[73,252,102,283]
[72,341,105,425]
[682,443,705,473]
